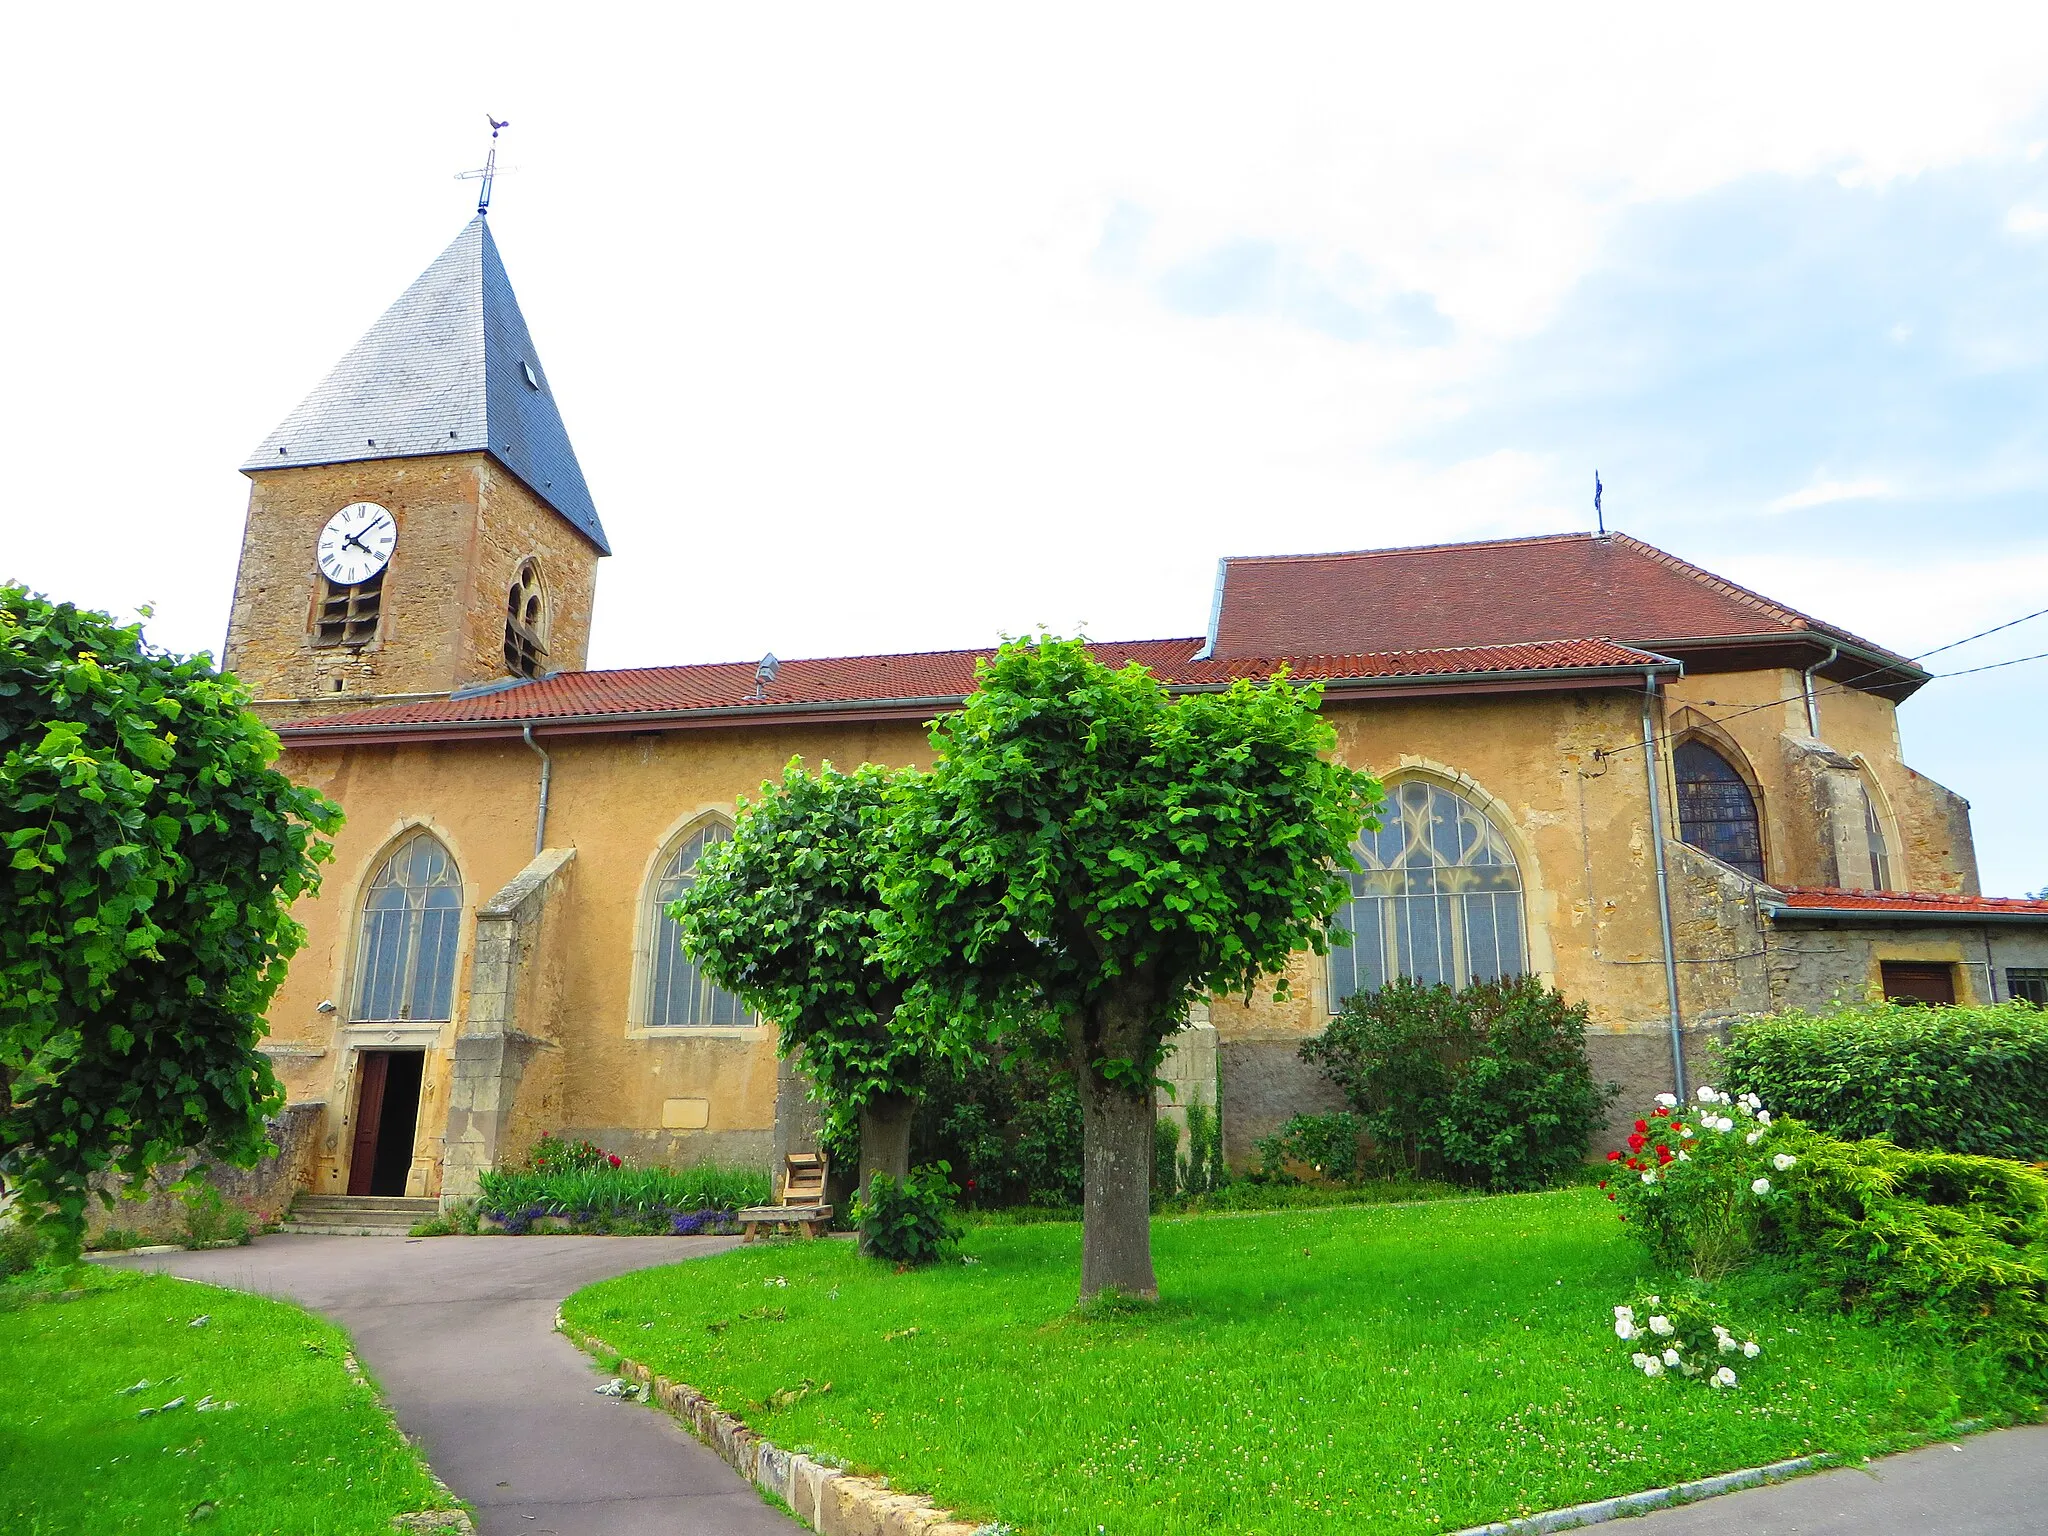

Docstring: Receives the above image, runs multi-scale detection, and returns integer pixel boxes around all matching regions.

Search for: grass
[563,1188,2015,1535]
[0,1265,458,1535]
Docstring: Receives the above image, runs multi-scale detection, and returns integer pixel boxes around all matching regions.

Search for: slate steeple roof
[243,216,610,555]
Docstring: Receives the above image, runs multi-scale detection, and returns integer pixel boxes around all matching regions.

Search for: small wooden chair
[736,1152,834,1241]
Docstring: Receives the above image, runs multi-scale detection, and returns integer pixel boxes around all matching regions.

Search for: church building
[225,215,2048,1204]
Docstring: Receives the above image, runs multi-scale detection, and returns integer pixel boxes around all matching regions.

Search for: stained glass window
[1329,779,1526,1007]
[351,832,463,1022]
[645,824,754,1028]
[1674,741,1765,881]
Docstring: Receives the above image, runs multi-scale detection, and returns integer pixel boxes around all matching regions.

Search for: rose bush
[1603,1085,1791,1278]
[1613,1291,1760,1387]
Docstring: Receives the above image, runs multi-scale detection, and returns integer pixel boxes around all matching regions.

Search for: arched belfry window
[503,560,549,678]
[1673,741,1766,881]
[644,823,755,1028]
[351,832,463,1022]
[1329,778,1526,1007]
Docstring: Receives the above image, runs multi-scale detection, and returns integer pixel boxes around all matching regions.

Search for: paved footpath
[119,1234,799,1536]
[1618,1422,2048,1535]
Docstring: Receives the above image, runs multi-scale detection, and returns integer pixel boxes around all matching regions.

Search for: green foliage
[476,1161,771,1229]
[91,1226,143,1252]
[1181,1100,1226,1197]
[1612,1290,1762,1387]
[850,1162,961,1265]
[883,636,1383,1079]
[1152,1116,1182,1200]
[0,586,340,1253]
[1721,1003,2048,1158]
[178,1179,250,1248]
[1256,1112,1369,1183]
[1303,975,1615,1192]
[675,760,939,1133]
[912,1048,1084,1207]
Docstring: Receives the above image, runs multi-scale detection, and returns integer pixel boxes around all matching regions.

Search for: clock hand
[342,531,374,555]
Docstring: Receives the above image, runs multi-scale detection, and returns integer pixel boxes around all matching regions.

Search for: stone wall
[83,1102,324,1244]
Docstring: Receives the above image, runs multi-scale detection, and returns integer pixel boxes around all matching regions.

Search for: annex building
[226,216,2048,1204]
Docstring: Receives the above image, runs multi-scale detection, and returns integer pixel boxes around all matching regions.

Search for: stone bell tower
[223,216,609,723]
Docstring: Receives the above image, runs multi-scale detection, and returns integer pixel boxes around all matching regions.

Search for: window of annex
[351,831,463,1023]
[1853,760,1899,892]
[642,821,756,1029]
[1328,776,1526,1009]
[1673,738,1766,881]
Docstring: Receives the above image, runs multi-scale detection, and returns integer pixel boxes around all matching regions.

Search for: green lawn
[0,1269,458,1536]
[565,1189,1998,1535]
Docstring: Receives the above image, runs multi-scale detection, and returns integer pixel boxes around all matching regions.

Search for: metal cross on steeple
[456,116,510,216]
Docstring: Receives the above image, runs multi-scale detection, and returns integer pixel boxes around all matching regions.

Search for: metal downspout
[1803,645,1840,738]
[522,724,552,857]
[1641,675,1687,1100]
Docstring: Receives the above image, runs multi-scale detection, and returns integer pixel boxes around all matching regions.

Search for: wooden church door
[346,1053,391,1196]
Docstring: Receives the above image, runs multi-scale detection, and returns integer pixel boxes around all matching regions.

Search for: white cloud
[1768,477,1896,513]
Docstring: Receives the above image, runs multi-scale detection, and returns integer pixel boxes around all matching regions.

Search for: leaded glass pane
[350,832,462,1022]
[1673,741,1765,880]
[1863,784,1893,892]
[646,824,756,1029]
[1330,780,1526,1008]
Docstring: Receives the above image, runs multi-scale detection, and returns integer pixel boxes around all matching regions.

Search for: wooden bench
[736,1152,834,1241]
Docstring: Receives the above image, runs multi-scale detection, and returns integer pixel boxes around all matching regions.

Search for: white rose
[1719,1334,1739,1353]
[1743,1341,1761,1358]
[1709,1372,1727,1388]
[1716,1367,1738,1387]
[1757,1110,1771,1126]
[1662,1348,1682,1366]
[1697,1085,1718,1103]
[1642,1171,1657,1184]
[1649,1315,1674,1336]
[1747,1129,1765,1145]
[1632,1351,1652,1369]
[1752,1177,1772,1195]
[1648,1296,1660,1306]
[1617,1320,1637,1340]
[1615,1305,1636,1320]
[1643,1359,1664,1377]
[1680,1126,1695,1139]
[1655,1092,1678,1108]
[1719,1117,1738,1133]
[1773,1153,1796,1171]
[1677,1150,1691,1161]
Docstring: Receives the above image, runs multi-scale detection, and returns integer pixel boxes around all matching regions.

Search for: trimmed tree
[1,587,340,1254]
[672,760,938,1197]
[883,636,1382,1300]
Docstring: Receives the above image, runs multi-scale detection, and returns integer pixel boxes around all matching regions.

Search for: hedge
[1720,1002,2048,1160]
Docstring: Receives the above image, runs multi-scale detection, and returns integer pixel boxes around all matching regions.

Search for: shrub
[1181,1101,1226,1197]
[1721,1003,2048,1159]
[851,1163,961,1265]
[912,1051,1084,1208]
[1152,1117,1182,1201]
[475,1161,769,1233]
[92,1228,144,1252]
[1608,1083,2048,1394]
[1302,975,1615,1191]
[0,1224,45,1277]
[179,1181,249,1249]
[1255,1113,1368,1183]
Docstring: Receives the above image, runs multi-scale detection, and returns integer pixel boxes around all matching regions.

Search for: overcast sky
[5,5,2046,894]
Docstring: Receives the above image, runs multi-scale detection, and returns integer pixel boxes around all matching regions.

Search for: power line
[1932,647,2048,680]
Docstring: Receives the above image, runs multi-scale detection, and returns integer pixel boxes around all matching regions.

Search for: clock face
[315,503,397,585]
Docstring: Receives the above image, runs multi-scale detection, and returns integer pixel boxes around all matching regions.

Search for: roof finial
[456,116,509,216]
[1594,470,1606,537]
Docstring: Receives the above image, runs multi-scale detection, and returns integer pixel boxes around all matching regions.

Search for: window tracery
[1673,740,1766,881]
[503,560,549,678]
[351,831,462,1022]
[643,822,754,1028]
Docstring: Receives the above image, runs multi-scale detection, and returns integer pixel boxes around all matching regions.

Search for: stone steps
[283,1195,438,1235]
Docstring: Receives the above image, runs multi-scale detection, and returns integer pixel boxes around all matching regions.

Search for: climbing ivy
[0,586,340,1252]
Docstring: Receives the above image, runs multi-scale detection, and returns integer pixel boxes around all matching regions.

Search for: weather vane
[1594,470,1605,536]
[455,115,510,216]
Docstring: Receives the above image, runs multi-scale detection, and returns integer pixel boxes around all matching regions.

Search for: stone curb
[1448,1455,1829,1534]
[558,1314,984,1536]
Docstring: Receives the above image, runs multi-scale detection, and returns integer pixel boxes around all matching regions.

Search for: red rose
[1608,1150,1622,1162]
[608,1154,621,1168]
[1656,1144,1674,1164]
[1626,1133,1646,1152]
[1607,1192,1617,1201]
[1597,1180,1608,1189]
[1634,1119,1649,1134]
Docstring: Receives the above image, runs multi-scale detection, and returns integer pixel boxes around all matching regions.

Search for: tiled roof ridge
[1219,529,1602,568]
[1775,885,2048,912]
[1194,635,1652,670]
[1607,533,1812,634]
[554,636,1207,680]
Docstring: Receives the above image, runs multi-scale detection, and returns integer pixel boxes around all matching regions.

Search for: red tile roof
[1207,531,1914,672]
[1770,887,2048,919]
[281,636,1672,741]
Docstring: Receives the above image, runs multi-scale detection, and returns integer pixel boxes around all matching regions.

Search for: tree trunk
[856,1090,915,1197]
[1078,1071,1159,1300]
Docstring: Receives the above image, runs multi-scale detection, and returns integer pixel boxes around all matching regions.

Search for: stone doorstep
[558,1316,985,1536]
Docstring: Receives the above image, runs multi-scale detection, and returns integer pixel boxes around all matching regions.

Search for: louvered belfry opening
[503,560,549,678]
[313,570,384,647]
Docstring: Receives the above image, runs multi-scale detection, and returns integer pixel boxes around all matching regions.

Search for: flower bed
[472,1141,771,1236]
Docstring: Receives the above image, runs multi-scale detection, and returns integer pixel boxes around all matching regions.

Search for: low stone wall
[82,1101,324,1244]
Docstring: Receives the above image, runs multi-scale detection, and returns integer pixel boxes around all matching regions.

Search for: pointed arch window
[1329,778,1526,1007]
[1863,781,1894,891]
[1674,741,1765,881]
[504,560,549,678]
[644,823,755,1028]
[351,832,463,1022]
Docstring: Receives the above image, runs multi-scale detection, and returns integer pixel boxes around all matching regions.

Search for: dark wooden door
[1881,962,1956,1006]
[346,1052,391,1196]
